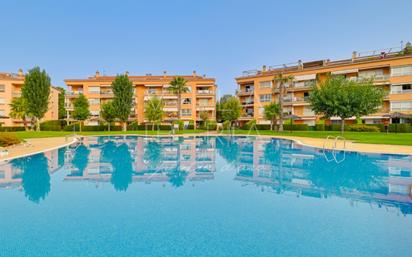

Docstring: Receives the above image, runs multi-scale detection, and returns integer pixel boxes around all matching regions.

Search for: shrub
[0,126,26,132]
[242,120,256,130]
[172,120,184,130]
[283,124,309,131]
[0,133,21,147]
[186,120,195,130]
[205,121,217,130]
[64,124,122,131]
[389,123,412,133]
[40,120,65,131]
[315,123,325,131]
[347,124,380,132]
[325,124,347,131]
[255,124,271,130]
[222,120,231,130]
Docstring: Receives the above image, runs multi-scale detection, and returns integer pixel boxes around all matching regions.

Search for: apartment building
[64,71,217,126]
[235,48,412,126]
[0,70,59,127]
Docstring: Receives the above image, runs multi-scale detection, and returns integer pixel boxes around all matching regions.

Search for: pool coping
[0,133,411,161]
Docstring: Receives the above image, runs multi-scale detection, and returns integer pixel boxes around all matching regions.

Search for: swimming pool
[0,136,411,256]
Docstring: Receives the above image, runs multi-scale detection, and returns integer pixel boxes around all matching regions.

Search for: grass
[6,129,412,146]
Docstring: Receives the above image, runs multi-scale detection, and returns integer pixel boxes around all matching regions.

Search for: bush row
[0,133,22,147]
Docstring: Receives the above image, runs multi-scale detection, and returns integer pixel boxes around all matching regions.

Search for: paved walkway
[0,136,77,162]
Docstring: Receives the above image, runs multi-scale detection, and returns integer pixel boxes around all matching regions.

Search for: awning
[331,69,358,75]
[294,74,316,81]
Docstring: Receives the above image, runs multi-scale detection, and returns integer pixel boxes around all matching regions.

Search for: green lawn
[8,129,412,146]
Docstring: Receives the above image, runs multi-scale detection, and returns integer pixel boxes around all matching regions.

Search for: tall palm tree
[274,74,294,132]
[168,77,190,121]
[9,97,30,131]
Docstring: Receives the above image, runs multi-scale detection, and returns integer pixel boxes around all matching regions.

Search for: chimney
[352,51,357,61]
[298,60,303,70]
[262,65,267,72]
[17,68,23,77]
[95,70,100,78]
[163,70,167,78]
[192,70,197,77]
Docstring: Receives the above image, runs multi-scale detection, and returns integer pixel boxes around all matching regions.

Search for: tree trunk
[152,122,155,131]
[270,118,274,131]
[122,121,127,131]
[278,83,284,132]
[36,118,40,131]
[108,122,111,132]
[79,121,82,132]
[340,118,345,135]
[177,91,181,123]
[23,117,28,131]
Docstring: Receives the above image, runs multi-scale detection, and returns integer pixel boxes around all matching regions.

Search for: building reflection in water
[0,136,411,214]
[0,150,62,203]
[63,136,216,190]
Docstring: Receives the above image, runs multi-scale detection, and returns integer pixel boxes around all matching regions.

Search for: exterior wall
[65,73,217,125]
[0,72,59,127]
[236,54,412,125]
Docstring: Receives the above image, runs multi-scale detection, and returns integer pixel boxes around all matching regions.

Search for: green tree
[72,93,90,131]
[21,67,51,131]
[221,96,241,128]
[57,87,66,120]
[9,97,30,131]
[168,77,190,121]
[199,111,209,128]
[309,76,385,134]
[274,74,294,132]
[216,94,232,122]
[144,96,164,130]
[264,102,281,131]
[112,74,134,131]
[101,101,117,131]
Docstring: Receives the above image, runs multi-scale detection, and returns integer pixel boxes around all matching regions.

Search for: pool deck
[0,136,78,162]
[0,133,411,161]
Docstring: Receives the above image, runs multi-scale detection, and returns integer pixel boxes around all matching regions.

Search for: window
[0,98,5,104]
[359,69,384,78]
[391,101,412,111]
[181,109,192,116]
[89,98,100,105]
[88,86,100,93]
[0,110,5,116]
[90,110,100,116]
[259,94,271,102]
[198,99,209,106]
[182,98,191,104]
[0,85,4,92]
[391,84,412,93]
[391,65,412,77]
[259,81,272,88]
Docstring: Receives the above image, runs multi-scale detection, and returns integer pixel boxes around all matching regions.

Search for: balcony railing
[197,90,213,95]
[350,74,390,82]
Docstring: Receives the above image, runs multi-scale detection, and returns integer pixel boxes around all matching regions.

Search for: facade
[0,70,59,127]
[235,49,412,126]
[64,71,217,126]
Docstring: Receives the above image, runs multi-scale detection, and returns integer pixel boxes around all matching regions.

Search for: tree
[264,102,281,131]
[309,76,385,134]
[168,77,190,121]
[274,74,294,132]
[72,93,90,132]
[199,111,209,127]
[21,67,51,131]
[112,74,134,131]
[216,94,232,122]
[57,87,66,120]
[144,96,164,130]
[9,97,30,131]
[101,101,116,131]
[221,96,241,128]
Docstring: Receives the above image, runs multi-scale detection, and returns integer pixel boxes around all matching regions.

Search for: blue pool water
[0,136,411,257]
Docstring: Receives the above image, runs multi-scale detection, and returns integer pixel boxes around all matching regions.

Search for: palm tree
[168,77,190,122]
[264,102,280,131]
[9,97,30,131]
[274,74,294,131]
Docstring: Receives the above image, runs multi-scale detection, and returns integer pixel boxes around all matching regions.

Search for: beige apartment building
[235,48,412,126]
[64,71,216,126]
[0,70,59,127]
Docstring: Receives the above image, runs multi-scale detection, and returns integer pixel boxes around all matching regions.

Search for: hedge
[0,133,22,146]
[283,124,309,131]
[0,126,26,132]
[347,124,380,132]
[64,124,122,131]
[389,123,412,133]
[40,120,66,131]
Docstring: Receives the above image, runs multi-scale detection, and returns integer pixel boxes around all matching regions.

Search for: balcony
[241,101,254,106]
[12,91,22,98]
[66,91,83,97]
[350,74,390,84]
[100,91,114,98]
[237,89,254,96]
[196,104,215,111]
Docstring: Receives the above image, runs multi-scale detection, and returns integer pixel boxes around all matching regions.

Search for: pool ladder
[322,135,346,163]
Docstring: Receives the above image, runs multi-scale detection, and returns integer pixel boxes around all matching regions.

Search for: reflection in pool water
[0,136,411,256]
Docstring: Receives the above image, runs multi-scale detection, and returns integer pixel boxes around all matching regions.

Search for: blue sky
[1,0,411,96]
